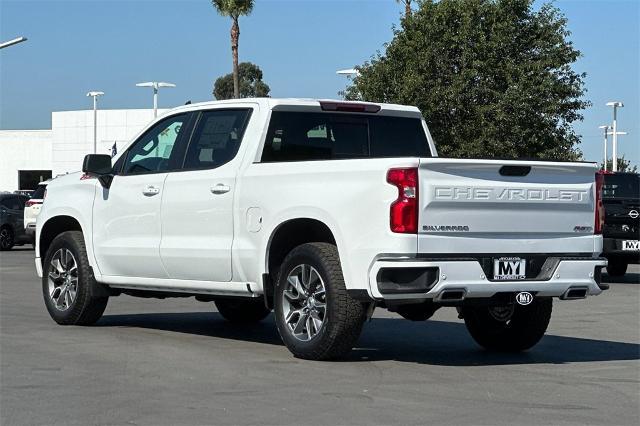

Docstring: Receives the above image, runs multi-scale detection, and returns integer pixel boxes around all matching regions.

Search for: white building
[0,108,166,191]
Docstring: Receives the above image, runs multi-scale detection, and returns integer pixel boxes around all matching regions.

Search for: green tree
[601,155,638,173]
[213,62,270,100]
[211,0,254,99]
[346,0,589,160]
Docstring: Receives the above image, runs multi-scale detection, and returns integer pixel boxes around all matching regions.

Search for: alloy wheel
[281,264,327,341]
[0,228,12,249]
[47,248,79,311]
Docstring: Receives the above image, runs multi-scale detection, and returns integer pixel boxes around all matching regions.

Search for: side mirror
[83,154,112,175]
[82,154,113,188]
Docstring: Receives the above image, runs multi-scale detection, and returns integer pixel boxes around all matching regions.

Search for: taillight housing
[595,172,605,234]
[25,200,41,207]
[387,167,419,233]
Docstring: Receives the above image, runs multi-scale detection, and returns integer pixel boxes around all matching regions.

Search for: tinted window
[183,109,252,170]
[370,116,431,157]
[0,196,23,210]
[261,112,430,162]
[122,114,189,175]
[603,174,640,199]
[31,185,47,200]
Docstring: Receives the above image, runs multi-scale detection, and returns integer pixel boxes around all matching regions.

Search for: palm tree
[211,0,254,99]
[396,0,412,19]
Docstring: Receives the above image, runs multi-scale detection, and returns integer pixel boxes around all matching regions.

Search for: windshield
[602,173,639,199]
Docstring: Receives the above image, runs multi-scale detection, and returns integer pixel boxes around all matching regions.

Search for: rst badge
[494,257,526,280]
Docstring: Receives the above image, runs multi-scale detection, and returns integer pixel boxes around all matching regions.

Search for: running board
[101,276,261,298]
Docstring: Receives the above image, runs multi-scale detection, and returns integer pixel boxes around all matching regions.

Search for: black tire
[274,243,366,360]
[606,261,628,277]
[462,298,552,352]
[215,298,270,323]
[0,226,14,251]
[42,231,109,325]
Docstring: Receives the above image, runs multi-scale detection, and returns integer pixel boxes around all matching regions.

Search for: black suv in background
[0,193,31,250]
[600,172,640,277]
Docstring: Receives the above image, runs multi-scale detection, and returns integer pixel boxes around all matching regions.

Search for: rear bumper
[367,256,607,302]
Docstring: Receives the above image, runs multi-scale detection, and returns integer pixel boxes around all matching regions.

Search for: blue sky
[1,0,638,164]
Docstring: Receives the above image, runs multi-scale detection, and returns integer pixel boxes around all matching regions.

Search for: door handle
[142,185,160,196]
[211,184,231,195]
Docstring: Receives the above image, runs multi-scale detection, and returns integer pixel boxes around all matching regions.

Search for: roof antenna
[184,100,192,105]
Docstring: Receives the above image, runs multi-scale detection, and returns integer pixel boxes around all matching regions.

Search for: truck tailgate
[417,158,599,254]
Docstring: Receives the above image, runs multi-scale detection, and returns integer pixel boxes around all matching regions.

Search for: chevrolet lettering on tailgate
[434,187,589,202]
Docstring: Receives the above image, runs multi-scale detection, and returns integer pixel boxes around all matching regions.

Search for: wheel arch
[265,218,337,277]
[39,215,84,261]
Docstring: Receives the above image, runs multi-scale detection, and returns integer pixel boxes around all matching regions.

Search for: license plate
[622,240,640,251]
[494,257,526,280]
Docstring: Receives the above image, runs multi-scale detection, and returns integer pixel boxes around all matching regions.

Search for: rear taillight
[387,167,419,234]
[595,172,605,234]
[25,200,42,207]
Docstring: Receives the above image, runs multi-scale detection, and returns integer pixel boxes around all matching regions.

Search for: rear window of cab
[261,111,431,162]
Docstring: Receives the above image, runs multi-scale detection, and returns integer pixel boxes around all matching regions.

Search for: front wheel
[274,243,366,360]
[462,297,552,352]
[42,231,109,325]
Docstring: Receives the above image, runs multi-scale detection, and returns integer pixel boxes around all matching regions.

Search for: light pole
[0,36,27,50]
[135,81,176,118]
[336,68,359,77]
[598,125,610,171]
[606,101,624,172]
[86,91,104,154]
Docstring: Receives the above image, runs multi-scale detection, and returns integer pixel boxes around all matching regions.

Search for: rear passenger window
[261,111,430,162]
[183,109,252,170]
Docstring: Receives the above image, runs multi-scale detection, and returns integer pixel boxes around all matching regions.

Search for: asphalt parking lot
[1,248,638,426]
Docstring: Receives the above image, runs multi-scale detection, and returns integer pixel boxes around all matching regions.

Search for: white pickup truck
[35,98,608,360]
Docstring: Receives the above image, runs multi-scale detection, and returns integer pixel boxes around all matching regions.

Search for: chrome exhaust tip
[561,286,588,300]
[435,289,467,303]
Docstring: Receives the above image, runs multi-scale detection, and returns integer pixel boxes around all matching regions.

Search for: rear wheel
[0,226,14,251]
[462,297,552,352]
[274,243,366,360]
[606,260,628,277]
[215,298,270,323]
[42,231,109,325]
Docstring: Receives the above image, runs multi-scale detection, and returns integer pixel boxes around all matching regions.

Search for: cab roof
[168,98,423,117]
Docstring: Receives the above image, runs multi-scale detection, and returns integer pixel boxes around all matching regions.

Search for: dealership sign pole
[606,101,624,172]
[86,91,104,154]
[598,125,610,171]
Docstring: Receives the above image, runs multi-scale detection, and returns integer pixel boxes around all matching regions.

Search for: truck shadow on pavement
[97,313,640,366]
